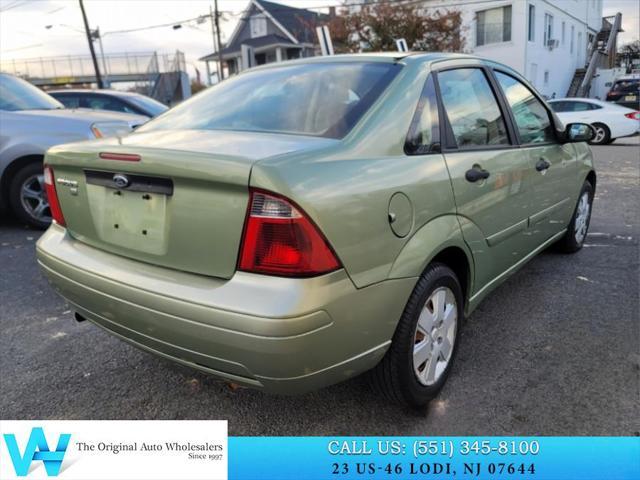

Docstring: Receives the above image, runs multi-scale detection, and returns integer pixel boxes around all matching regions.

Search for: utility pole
[208,5,220,83]
[214,0,224,81]
[79,0,104,88]
[93,27,110,88]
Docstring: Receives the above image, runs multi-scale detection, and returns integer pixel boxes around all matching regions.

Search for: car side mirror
[563,122,595,143]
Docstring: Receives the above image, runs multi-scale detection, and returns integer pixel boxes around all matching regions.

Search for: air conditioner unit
[547,39,559,50]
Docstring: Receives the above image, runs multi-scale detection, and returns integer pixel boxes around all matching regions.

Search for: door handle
[465,165,490,183]
[536,159,551,172]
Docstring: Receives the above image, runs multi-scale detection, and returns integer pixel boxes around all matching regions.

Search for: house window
[544,13,554,46]
[529,63,538,86]
[528,4,535,42]
[544,70,549,85]
[570,25,575,53]
[250,14,267,38]
[476,5,512,46]
[561,21,566,45]
[578,31,583,59]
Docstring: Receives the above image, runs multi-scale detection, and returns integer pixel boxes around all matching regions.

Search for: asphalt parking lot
[1,139,638,436]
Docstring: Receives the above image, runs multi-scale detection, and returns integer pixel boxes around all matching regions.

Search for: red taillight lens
[238,189,341,277]
[624,111,640,120]
[43,165,66,226]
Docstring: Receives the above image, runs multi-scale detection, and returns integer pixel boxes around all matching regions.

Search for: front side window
[476,6,512,46]
[138,62,401,139]
[405,75,440,155]
[495,71,555,145]
[85,95,129,113]
[438,68,509,148]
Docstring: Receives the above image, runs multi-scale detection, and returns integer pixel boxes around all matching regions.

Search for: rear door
[492,70,577,244]
[434,63,538,287]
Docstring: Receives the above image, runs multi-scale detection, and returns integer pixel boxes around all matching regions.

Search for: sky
[1,0,638,82]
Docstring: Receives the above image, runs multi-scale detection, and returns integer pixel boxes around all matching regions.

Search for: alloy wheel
[413,287,458,386]
[20,173,51,224]
[593,126,606,144]
[574,192,590,244]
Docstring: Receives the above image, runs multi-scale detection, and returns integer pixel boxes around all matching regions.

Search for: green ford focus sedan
[37,53,596,407]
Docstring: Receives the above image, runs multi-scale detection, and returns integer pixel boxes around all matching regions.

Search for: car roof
[549,97,606,105]
[549,97,634,110]
[48,88,143,98]
[242,52,512,75]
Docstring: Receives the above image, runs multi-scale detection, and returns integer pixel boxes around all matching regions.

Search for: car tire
[370,263,463,408]
[556,180,594,253]
[8,160,51,230]
[589,123,611,145]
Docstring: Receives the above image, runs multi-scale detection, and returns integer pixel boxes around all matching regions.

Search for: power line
[85,0,505,37]
[0,42,43,53]
[0,0,29,13]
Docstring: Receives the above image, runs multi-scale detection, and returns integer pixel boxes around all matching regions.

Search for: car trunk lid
[46,129,336,278]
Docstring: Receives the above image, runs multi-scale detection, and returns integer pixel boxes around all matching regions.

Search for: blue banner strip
[229,437,640,480]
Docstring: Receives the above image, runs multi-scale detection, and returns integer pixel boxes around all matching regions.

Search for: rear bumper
[36,224,415,394]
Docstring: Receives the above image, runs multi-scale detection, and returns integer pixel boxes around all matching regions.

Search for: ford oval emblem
[112,174,130,189]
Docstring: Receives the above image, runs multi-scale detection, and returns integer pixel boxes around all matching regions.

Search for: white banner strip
[0,420,227,480]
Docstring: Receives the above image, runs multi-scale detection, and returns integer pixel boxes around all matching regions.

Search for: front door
[436,66,538,289]
[493,70,577,244]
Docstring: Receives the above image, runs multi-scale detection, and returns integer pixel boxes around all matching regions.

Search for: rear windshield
[611,79,640,93]
[127,95,168,116]
[138,62,401,139]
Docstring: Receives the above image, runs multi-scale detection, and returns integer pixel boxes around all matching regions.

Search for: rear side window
[495,71,555,144]
[405,74,440,154]
[550,101,599,112]
[438,68,509,148]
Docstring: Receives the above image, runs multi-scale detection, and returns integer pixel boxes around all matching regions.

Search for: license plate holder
[85,173,170,255]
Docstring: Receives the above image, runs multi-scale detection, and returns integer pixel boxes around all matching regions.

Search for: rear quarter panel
[251,59,464,288]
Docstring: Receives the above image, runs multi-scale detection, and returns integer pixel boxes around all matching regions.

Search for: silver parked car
[49,89,168,119]
[0,74,147,228]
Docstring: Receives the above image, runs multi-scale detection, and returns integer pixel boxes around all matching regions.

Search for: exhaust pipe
[74,312,87,323]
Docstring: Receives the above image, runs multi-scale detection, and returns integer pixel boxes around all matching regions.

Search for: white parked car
[548,98,639,145]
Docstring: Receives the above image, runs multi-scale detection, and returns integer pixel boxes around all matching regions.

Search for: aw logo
[3,427,71,477]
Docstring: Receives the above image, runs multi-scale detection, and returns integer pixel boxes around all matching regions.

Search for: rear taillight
[238,189,341,277]
[43,165,66,226]
[624,111,640,120]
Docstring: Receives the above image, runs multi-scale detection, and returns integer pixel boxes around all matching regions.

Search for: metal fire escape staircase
[566,13,622,97]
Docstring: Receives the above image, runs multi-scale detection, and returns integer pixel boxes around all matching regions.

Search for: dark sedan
[605,77,640,110]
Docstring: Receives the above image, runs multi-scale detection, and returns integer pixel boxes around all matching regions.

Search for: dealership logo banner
[227,436,639,480]
[0,421,227,480]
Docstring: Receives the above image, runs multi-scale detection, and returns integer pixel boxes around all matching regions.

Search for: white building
[423,0,604,98]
